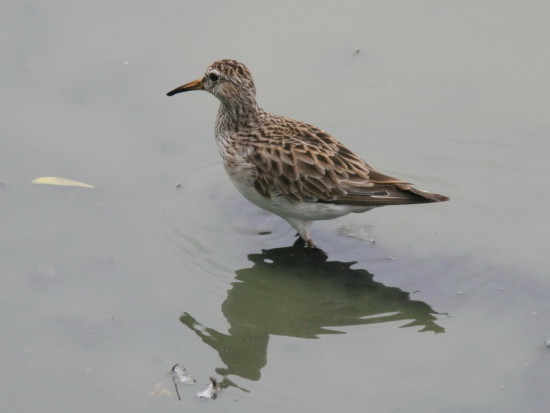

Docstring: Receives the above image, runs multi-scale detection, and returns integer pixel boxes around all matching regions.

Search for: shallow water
[2,1,550,412]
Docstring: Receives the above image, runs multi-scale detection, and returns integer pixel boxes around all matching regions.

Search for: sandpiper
[167,59,448,247]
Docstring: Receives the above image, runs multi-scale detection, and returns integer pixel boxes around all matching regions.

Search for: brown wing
[242,119,448,206]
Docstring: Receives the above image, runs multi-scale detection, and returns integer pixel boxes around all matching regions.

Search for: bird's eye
[208,73,219,82]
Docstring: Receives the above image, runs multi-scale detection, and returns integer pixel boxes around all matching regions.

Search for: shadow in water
[180,240,444,385]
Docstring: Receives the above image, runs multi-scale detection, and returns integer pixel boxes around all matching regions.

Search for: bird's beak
[167,78,204,96]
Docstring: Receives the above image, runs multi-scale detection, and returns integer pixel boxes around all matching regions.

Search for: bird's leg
[293,233,316,248]
[287,218,315,247]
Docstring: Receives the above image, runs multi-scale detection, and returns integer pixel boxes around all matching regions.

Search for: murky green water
[2,1,550,412]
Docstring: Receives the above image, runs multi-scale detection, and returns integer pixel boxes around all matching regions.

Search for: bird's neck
[214,95,265,163]
[215,98,262,135]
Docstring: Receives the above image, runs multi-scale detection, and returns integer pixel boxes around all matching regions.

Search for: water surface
[2,1,550,412]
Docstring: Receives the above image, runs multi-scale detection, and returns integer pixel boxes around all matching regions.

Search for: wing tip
[406,187,450,203]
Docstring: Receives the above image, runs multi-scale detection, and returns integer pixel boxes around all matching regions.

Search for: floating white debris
[337,224,376,243]
[197,377,219,400]
[31,176,94,189]
[171,364,195,385]
[544,339,550,349]
[148,382,171,399]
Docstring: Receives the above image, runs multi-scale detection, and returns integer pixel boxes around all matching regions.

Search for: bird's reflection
[180,240,444,384]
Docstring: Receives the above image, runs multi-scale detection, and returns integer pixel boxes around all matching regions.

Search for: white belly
[228,174,373,222]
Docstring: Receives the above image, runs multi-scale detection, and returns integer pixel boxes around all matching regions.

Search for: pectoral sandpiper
[167,59,448,247]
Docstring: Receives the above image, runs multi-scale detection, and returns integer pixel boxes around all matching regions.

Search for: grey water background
[2,1,550,412]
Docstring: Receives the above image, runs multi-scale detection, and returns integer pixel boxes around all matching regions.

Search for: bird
[167,59,448,247]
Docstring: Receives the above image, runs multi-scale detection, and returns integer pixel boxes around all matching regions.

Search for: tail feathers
[398,184,450,203]
[322,183,449,206]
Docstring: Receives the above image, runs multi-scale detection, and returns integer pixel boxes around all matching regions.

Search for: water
[2,1,550,412]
